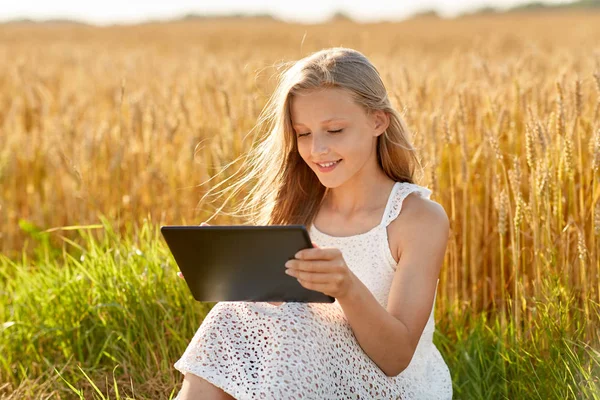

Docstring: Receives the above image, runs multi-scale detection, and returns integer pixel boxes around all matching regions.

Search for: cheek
[296,140,312,163]
[342,133,371,158]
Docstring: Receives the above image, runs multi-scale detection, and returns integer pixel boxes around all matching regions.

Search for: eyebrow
[292,118,347,127]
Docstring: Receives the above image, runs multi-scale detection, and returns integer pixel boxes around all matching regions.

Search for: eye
[296,129,342,138]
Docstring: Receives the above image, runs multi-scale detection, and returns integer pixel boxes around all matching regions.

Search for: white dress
[173,182,453,399]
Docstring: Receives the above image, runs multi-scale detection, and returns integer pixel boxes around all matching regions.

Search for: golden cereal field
[1,11,599,398]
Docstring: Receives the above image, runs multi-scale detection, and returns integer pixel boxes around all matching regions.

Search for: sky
[0,0,571,25]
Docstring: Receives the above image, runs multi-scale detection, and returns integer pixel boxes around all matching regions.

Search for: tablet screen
[161,225,335,303]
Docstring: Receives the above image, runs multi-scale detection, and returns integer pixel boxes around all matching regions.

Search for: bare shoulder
[387,192,450,262]
[398,193,449,229]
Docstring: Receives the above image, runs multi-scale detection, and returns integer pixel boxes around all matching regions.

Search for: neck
[323,166,395,217]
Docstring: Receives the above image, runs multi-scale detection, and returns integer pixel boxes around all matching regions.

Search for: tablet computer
[161,225,335,303]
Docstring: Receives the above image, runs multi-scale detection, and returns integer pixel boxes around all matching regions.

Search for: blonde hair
[202,47,422,227]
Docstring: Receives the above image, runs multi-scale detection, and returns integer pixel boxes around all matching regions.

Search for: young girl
[173,47,452,399]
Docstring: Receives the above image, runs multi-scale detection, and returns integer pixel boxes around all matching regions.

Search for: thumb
[177,271,184,279]
[200,222,211,226]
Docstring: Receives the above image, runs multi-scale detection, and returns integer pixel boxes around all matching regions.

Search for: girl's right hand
[177,222,210,279]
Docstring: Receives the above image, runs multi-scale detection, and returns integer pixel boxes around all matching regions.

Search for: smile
[315,159,342,172]
[316,160,340,167]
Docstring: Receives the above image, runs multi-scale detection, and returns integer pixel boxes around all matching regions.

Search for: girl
[174,47,452,399]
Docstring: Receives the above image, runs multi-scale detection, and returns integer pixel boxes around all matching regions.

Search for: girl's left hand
[284,243,357,300]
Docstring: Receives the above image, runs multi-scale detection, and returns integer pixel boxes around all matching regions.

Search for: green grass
[1,217,598,399]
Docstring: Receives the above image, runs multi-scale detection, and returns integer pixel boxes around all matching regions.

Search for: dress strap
[381,182,433,227]
[379,182,401,226]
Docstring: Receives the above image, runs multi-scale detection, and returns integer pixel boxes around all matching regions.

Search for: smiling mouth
[315,159,342,168]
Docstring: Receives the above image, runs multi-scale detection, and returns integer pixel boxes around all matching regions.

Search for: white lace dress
[173,182,453,399]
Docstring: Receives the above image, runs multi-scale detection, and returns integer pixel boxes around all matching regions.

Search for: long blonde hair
[201,47,422,227]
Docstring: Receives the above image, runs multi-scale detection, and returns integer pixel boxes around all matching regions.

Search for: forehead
[290,87,365,124]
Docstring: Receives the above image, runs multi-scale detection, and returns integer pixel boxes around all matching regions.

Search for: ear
[370,110,390,137]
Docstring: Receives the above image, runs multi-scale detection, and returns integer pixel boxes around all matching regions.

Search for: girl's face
[290,87,388,188]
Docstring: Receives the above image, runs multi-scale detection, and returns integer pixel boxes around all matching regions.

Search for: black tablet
[160,225,335,303]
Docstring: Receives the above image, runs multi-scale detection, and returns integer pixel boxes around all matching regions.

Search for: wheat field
[1,12,599,399]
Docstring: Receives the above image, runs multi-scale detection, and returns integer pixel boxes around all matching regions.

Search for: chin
[313,173,346,189]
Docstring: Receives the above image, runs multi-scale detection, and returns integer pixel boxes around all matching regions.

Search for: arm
[337,194,449,376]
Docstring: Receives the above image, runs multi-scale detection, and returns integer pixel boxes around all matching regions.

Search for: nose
[310,135,329,157]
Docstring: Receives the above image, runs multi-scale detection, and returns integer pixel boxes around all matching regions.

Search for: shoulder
[399,192,449,230]
[388,191,449,261]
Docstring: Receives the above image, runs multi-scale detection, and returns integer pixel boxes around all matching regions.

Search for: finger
[289,270,338,284]
[296,279,332,295]
[200,222,210,226]
[311,241,320,248]
[286,259,339,273]
[177,271,184,279]
[295,247,339,261]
